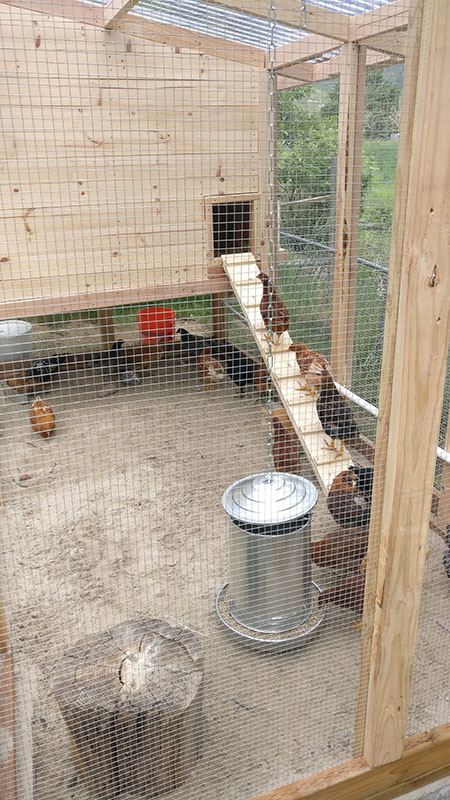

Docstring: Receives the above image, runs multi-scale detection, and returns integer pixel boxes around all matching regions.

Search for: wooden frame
[204,193,262,268]
[330,43,366,385]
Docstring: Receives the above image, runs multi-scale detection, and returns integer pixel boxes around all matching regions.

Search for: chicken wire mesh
[0,1,449,799]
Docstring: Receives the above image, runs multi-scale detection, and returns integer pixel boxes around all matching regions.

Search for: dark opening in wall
[212,202,252,257]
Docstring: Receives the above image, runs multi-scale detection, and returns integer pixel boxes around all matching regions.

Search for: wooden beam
[360,0,450,768]
[275,0,409,70]
[103,0,139,29]
[0,277,231,320]
[361,30,407,57]
[275,34,337,70]
[111,15,265,66]
[222,253,353,494]
[275,62,315,83]
[211,294,228,340]
[0,597,16,800]
[0,0,264,66]
[97,308,116,351]
[330,44,366,385]
[249,723,450,800]
[297,2,355,40]
[0,0,103,25]
[313,48,402,84]
[356,0,433,755]
[355,0,409,41]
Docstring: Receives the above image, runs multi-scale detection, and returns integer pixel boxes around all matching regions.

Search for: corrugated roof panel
[83,0,401,50]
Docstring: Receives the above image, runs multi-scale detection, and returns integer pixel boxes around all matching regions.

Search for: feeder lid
[0,319,32,338]
[222,472,318,525]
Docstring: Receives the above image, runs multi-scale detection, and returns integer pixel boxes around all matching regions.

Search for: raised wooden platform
[221,252,352,494]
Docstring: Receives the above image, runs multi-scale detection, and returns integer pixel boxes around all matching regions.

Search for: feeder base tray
[216,581,326,653]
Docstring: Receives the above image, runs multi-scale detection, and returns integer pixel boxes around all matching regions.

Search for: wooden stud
[249,722,450,800]
[361,30,407,57]
[97,308,115,351]
[211,294,227,341]
[330,44,367,385]
[103,0,139,29]
[356,0,436,757]
[355,0,409,41]
[275,34,338,70]
[358,0,450,767]
[0,596,16,800]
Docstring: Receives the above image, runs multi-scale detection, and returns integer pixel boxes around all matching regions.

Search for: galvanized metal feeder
[217,472,326,651]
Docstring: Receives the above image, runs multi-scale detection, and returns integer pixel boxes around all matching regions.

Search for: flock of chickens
[6,271,447,621]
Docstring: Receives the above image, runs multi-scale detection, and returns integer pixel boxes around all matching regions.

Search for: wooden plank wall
[0,5,264,316]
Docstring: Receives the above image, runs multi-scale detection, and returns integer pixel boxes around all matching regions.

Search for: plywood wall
[0,5,265,316]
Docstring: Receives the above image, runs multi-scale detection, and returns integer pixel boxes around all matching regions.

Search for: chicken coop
[0,0,449,798]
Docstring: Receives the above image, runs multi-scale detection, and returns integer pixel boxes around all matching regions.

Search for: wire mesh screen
[0,1,449,800]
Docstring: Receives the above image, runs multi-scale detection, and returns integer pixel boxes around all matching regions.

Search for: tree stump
[53,619,203,798]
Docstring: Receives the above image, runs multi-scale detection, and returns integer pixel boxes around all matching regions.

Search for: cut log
[53,619,203,799]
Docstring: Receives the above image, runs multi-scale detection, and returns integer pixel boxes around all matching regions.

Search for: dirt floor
[0,318,449,800]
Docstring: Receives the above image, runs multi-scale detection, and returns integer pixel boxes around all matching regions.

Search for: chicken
[316,368,360,457]
[177,328,220,364]
[318,572,366,619]
[311,527,368,571]
[217,342,256,395]
[289,342,330,397]
[6,374,34,394]
[28,353,69,385]
[443,525,450,579]
[93,340,126,379]
[6,352,69,395]
[256,272,290,347]
[271,416,302,475]
[327,468,373,529]
[197,348,225,390]
[125,343,163,375]
[30,396,55,438]
[253,365,272,398]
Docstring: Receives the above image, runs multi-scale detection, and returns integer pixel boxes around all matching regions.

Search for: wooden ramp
[221,252,352,494]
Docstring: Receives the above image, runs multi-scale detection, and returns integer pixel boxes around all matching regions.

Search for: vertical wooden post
[98,308,115,350]
[355,0,425,758]
[357,0,450,768]
[331,44,366,385]
[0,597,16,800]
[211,294,228,341]
[436,407,450,532]
[258,69,275,281]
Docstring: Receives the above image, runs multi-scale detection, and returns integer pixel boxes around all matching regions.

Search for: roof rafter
[275,1,409,68]
[0,0,264,65]
[104,0,140,29]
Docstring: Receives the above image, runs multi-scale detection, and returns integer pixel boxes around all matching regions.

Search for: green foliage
[364,70,401,139]
[277,87,338,244]
[320,68,402,140]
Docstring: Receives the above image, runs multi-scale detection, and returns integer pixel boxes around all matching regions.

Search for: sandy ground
[0,319,449,800]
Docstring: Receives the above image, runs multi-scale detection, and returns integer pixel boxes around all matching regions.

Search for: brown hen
[327,469,372,529]
[311,527,368,571]
[289,341,330,396]
[256,272,290,347]
[271,416,302,475]
[197,348,225,390]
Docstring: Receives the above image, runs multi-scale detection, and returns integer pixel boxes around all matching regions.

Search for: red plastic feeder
[137,307,176,345]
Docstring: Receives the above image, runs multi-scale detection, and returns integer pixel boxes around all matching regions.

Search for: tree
[320,68,402,140]
[277,87,338,244]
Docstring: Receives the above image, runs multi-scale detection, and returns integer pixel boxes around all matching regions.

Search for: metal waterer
[216,472,325,649]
